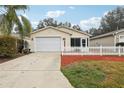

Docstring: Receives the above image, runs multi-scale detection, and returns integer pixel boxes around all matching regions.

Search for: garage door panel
[35,37,61,52]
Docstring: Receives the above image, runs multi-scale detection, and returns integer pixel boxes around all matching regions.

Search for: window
[71,38,81,47]
[82,39,86,47]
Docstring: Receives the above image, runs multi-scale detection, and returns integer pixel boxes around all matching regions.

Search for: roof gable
[32,26,72,35]
[32,26,91,36]
[58,26,91,36]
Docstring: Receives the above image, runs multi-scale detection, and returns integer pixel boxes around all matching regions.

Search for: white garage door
[35,37,61,52]
[119,36,124,42]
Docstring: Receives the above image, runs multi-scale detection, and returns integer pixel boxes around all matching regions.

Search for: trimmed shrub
[0,36,17,57]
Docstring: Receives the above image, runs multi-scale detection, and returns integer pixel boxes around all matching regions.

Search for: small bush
[0,36,17,57]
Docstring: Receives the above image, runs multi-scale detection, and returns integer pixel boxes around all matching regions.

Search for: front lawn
[61,60,124,88]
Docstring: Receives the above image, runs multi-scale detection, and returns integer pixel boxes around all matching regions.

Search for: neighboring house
[90,29,124,46]
[30,26,91,52]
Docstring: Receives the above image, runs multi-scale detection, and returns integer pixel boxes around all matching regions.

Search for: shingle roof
[32,26,91,36]
[58,26,91,36]
[32,26,72,35]
[90,29,124,40]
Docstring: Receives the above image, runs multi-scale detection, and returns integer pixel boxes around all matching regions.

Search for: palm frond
[0,15,11,35]
[21,15,32,37]
[13,12,24,39]
[0,5,30,39]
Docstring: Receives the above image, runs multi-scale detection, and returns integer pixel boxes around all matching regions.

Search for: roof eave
[31,26,72,35]
[58,26,91,36]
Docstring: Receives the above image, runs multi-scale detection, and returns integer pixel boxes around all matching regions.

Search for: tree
[0,5,32,53]
[58,22,63,26]
[89,28,98,36]
[0,5,32,39]
[100,11,117,32]
[37,18,82,31]
[37,18,58,29]
[72,25,82,31]
[63,22,71,27]
[37,20,45,29]
[21,15,32,38]
[100,6,124,33]
[89,6,124,36]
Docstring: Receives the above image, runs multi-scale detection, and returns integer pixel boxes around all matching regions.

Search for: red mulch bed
[61,55,124,66]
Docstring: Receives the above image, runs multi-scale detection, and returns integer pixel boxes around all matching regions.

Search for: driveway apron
[0,53,72,88]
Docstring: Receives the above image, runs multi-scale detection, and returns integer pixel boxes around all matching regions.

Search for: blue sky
[17,5,118,30]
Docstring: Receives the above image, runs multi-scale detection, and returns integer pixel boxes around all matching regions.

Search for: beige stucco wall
[58,27,90,47]
[90,31,124,47]
[90,35,114,46]
[30,27,89,52]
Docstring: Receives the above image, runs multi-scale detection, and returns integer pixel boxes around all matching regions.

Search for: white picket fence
[62,46,124,56]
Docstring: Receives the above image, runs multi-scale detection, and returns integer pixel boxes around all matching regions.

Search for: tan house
[30,26,91,52]
[90,29,124,46]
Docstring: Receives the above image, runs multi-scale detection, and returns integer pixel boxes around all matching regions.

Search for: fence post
[118,46,121,56]
[100,45,103,56]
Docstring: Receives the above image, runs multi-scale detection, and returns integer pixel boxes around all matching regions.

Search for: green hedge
[0,36,17,57]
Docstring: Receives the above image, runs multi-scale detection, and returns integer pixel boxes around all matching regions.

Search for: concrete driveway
[0,53,72,88]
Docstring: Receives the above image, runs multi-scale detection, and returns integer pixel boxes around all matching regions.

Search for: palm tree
[0,5,32,53]
[0,5,32,39]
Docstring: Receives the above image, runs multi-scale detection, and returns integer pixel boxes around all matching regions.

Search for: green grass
[61,60,124,88]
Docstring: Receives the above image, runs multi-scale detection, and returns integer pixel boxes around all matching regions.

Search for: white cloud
[46,10,65,18]
[32,21,39,25]
[79,10,113,30]
[69,6,75,10]
[80,17,101,30]
[31,21,39,28]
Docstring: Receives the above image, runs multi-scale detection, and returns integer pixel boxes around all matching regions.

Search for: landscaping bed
[61,60,124,88]
[0,36,31,64]
[0,53,27,64]
[61,55,124,66]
